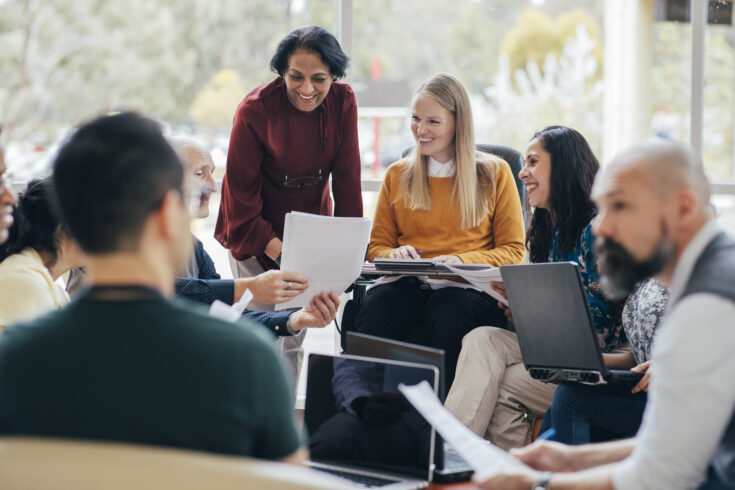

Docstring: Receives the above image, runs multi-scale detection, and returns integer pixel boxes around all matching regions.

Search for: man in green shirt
[0,112,305,463]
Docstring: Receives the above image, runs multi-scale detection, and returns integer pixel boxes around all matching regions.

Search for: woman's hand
[264,237,283,261]
[631,361,652,394]
[389,245,421,260]
[288,291,340,331]
[237,270,308,305]
[491,281,513,323]
[435,255,462,264]
[490,281,507,300]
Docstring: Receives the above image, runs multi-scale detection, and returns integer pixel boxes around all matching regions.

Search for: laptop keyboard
[314,466,398,487]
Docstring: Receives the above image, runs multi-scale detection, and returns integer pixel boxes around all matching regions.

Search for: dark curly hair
[0,177,67,265]
[270,25,349,79]
[526,126,599,263]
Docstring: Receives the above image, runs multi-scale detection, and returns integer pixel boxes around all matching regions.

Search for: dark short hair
[526,126,600,263]
[52,112,183,254]
[270,25,349,79]
[0,178,66,264]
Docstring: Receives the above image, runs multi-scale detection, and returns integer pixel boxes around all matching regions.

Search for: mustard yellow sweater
[367,159,526,265]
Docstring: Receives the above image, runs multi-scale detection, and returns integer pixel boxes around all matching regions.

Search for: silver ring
[286,282,292,290]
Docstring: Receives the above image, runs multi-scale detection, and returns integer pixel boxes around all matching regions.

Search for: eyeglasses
[283,168,323,188]
[282,92,325,189]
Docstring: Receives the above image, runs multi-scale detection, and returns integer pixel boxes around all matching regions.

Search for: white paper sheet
[277,212,372,310]
[209,289,254,323]
[443,264,508,306]
[398,381,525,479]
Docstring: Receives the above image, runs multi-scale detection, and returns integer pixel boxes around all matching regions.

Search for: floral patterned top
[622,278,668,364]
[548,222,623,352]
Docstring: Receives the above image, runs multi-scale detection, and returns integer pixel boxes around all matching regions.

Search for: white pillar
[602,0,654,163]
[691,0,707,156]
[337,0,353,80]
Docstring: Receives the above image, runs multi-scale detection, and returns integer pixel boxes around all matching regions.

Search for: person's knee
[463,326,517,356]
[460,326,497,350]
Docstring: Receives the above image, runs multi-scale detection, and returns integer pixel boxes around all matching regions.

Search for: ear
[157,190,185,241]
[674,187,699,227]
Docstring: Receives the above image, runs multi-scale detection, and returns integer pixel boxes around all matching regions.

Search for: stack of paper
[443,264,508,306]
[277,212,372,310]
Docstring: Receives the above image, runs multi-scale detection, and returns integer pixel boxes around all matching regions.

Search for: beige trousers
[228,253,306,386]
[444,327,557,450]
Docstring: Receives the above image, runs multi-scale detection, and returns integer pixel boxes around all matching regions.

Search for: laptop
[344,332,473,483]
[500,262,643,386]
[305,353,438,489]
[345,332,446,400]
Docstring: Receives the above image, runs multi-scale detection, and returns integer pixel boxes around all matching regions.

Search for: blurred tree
[480,26,603,157]
[500,7,602,81]
[189,69,247,129]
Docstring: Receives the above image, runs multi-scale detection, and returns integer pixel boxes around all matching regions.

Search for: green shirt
[0,288,301,460]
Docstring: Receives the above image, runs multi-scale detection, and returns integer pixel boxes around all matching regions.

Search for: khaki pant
[228,253,305,386]
[444,327,557,450]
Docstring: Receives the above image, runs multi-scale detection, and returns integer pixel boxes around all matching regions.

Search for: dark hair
[52,112,183,254]
[0,178,66,264]
[270,26,348,79]
[526,126,599,263]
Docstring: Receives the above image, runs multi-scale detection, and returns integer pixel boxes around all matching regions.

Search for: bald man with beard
[474,141,735,490]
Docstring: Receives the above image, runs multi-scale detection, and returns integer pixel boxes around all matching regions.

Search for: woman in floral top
[445,126,621,450]
[539,278,669,444]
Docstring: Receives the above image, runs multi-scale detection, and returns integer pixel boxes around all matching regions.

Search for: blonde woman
[355,73,525,386]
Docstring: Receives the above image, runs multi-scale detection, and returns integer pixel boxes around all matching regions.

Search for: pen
[410,250,423,259]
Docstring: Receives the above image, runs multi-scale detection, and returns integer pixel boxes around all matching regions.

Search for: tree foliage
[500,7,602,81]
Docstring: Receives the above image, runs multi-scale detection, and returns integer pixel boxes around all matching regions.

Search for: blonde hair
[400,73,496,229]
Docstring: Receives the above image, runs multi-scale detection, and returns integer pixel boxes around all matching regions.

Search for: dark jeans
[354,277,506,387]
[539,382,648,445]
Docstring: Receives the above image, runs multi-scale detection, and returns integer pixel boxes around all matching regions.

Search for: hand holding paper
[398,381,525,479]
[277,212,372,310]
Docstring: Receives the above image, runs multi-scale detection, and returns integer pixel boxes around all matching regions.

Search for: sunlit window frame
[337,0,735,195]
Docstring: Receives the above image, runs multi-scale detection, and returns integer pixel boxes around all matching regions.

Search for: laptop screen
[305,353,438,481]
[345,332,447,400]
[501,262,606,372]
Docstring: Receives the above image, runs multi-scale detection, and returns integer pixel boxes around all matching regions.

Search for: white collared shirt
[428,156,455,178]
[613,221,735,489]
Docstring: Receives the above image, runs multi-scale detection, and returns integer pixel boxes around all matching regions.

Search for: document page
[209,289,254,322]
[399,381,525,479]
[443,264,508,306]
[277,212,372,310]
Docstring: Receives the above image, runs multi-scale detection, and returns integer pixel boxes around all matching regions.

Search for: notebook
[344,332,473,483]
[500,262,643,386]
[304,353,439,489]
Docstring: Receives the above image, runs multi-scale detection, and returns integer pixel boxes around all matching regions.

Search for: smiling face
[411,92,456,163]
[284,49,334,112]
[520,138,552,209]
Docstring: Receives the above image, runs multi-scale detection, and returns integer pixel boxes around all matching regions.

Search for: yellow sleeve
[0,271,59,329]
[456,159,526,265]
[366,164,402,261]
